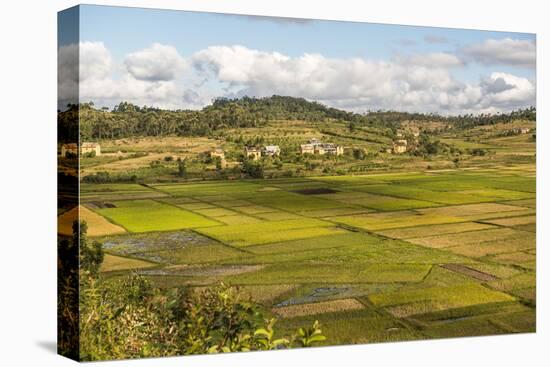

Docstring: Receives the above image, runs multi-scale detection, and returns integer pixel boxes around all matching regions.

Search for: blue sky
[58,4,536,114]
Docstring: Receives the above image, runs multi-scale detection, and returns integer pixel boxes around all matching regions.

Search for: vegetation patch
[234,205,278,214]
[195,218,337,246]
[329,211,463,231]
[503,198,536,209]
[299,207,372,218]
[491,251,536,265]
[151,181,261,197]
[273,299,365,318]
[81,183,167,202]
[193,207,239,217]
[214,215,264,225]
[292,188,340,195]
[370,283,515,317]
[96,199,220,232]
[255,211,304,221]
[246,232,380,255]
[226,263,432,284]
[407,228,522,249]
[341,193,439,211]
[444,234,535,257]
[417,202,531,218]
[483,215,536,227]
[377,222,494,239]
[152,244,248,265]
[488,273,536,293]
[249,192,343,212]
[100,254,156,272]
[238,284,300,305]
[277,309,420,345]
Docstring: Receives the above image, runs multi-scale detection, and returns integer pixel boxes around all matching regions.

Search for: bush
[469,148,487,156]
[82,171,138,183]
[242,160,264,178]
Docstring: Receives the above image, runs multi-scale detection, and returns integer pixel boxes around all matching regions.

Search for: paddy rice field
[62,165,536,344]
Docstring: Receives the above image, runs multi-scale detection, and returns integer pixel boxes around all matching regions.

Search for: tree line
[57,96,536,143]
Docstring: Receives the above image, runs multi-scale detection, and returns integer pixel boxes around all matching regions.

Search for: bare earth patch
[58,205,126,236]
[272,298,365,318]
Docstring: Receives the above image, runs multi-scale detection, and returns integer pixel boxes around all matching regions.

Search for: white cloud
[124,43,186,81]
[462,38,536,68]
[63,42,535,114]
[74,42,185,109]
[480,72,536,108]
[191,45,533,113]
[80,41,113,80]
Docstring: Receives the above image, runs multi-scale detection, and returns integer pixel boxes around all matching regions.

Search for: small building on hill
[320,144,344,155]
[263,145,281,157]
[392,139,408,154]
[61,142,101,157]
[300,138,343,156]
[245,147,262,161]
[82,142,101,156]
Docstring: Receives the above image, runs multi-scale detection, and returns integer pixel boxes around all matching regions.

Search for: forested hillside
[57,96,536,143]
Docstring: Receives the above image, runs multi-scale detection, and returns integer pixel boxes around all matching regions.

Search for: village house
[392,139,408,154]
[319,144,344,155]
[245,146,262,161]
[262,145,281,157]
[61,142,101,157]
[300,138,344,156]
[82,142,101,156]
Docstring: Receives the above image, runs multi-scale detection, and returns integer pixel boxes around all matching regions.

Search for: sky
[58,4,536,114]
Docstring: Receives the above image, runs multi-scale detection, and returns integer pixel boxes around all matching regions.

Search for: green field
[84,167,536,345]
[96,199,220,232]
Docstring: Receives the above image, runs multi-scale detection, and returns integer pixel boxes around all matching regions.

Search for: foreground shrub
[80,276,326,360]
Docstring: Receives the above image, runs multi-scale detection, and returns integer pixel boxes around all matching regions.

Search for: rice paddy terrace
[68,165,536,344]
